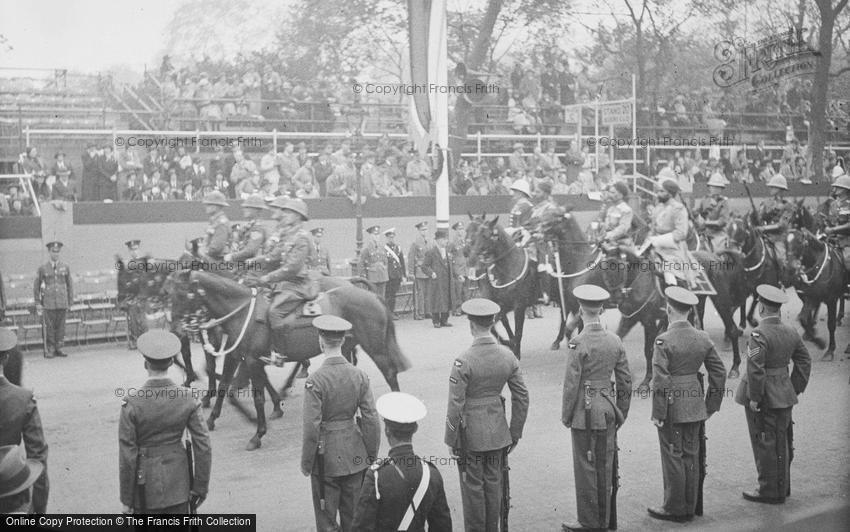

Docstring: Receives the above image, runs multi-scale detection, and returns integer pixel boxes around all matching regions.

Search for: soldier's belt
[465,396,503,406]
[584,378,612,390]
[139,442,183,457]
[321,419,355,431]
[669,374,700,384]
[765,367,789,376]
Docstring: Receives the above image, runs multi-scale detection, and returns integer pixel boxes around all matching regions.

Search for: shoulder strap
[398,459,431,531]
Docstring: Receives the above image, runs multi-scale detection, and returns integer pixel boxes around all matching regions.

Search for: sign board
[601,102,632,126]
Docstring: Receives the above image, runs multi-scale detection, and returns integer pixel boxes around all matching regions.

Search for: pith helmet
[510,179,531,197]
[767,174,788,190]
[242,194,269,210]
[831,175,850,191]
[202,190,229,206]
[706,173,727,188]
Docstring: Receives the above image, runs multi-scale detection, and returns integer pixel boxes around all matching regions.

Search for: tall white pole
[632,74,637,178]
[433,0,450,229]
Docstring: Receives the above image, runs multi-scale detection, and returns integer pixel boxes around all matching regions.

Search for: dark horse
[2,346,23,385]
[538,207,668,391]
[170,270,411,450]
[465,215,538,359]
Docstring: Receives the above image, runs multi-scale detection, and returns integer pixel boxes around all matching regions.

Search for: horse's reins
[200,287,257,358]
[547,249,604,279]
[487,248,530,289]
[796,233,832,285]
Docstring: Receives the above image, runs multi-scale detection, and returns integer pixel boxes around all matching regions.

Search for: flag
[407,0,447,155]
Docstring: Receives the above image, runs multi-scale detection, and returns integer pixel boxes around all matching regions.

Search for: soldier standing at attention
[409,222,432,320]
[648,286,726,523]
[445,298,529,531]
[0,328,49,513]
[361,225,389,299]
[121,239,148,350]
[736,285,811,505]
[561,285,631,532]
[383,228,406,320]
[695,173,731,252]
[352,392,452,531]
[119,330,211,514]
[449,222,468,316]
[197,191,231,265]
[309,227,332,276]
[224,194,269,264]
[302,315,381,532]
[34,241,73,358]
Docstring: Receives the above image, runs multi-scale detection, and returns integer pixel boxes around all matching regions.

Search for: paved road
[17,297,850,531]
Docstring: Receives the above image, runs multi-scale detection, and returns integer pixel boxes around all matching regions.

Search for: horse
[786,228,847,361]
[465,215,538,359]
[725,215,783,330]
[2,346,23,385]
[539,207,668,391]
[170,269,411,450]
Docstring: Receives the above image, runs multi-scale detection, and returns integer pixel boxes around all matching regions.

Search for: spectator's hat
[706,173,727,188]
[510,179,531,197]
[366,225,381,235]
[513,142,524,150]
[435,229,448,240]
[0,328,17,352]
[202,190,229,206]
[0,444,44,499]
[383,227,396,236]
[657,177,680,195]
[451,221,464,230]
[310,227,325,236]
[312,315,352,338]
[664,286,698,308]
[767,174,788,190]
[415,221,429,230]
[756,284,788,306]
[242,194,269,210]
[137,330,181,361]
[46,241,63,252]
[279,198,309,221]
[125,239,141,250]
[572,284,609,309]
[376,392,427,428]
[461,298,500,319]
[831,175,850,191]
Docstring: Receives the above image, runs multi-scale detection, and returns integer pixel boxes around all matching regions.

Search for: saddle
[254,276,325,361]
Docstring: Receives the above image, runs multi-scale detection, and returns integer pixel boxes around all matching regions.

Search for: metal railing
[0,174,41,216]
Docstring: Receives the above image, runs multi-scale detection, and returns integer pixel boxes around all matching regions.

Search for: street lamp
[345,93,367,275]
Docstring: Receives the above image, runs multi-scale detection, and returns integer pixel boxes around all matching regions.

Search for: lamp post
[346,96,367,275]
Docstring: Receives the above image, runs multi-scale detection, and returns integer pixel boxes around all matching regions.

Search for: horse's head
[786,228,820,274]
[600,244,640,301]
[726,215,753,251]
[468,215,512,265]
[788,199,815,232]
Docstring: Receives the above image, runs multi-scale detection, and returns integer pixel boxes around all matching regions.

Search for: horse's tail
[383,304,411,373]
[2,347,23,386]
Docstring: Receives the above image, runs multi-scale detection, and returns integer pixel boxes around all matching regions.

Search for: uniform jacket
[118,378,211,510]
[308,239,332,275]
[735,316,811,409]
[448,237,467,279]
[759,197,793,227]
[361,239,389,283]
[202,211,231,261]
[408,236,432,279]
[0,376,49,513]
[385,242,405,280]
[697,195,730,231]
[826,197,850,245]
[301,356,380,477]
[34,261,73,309]
[445,336,530,452]
[604,201,634,243]
[651,321,727,422]
[229,219,267,262]
[525,198,559,233]
[509,197,533,228]
[263,224,314,284]
[650,199,689,242]
[352,443,452,532]
[420,245,452,313]
[562,323,632,429]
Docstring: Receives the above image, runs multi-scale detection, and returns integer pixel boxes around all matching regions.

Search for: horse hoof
[270,409,284,420]
[814,338,827,350]
[206,418,215,431]
[550,342,560,351]
[728,368,740,379]
[821,351,835,362]
[245,438,261,451]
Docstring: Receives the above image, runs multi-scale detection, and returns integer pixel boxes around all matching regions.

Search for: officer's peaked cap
[312,315,352,334]
[756,284,788,305]
[137,330,181,360]
[376,392,427,424]
[573,284,610,306]
[664,286,698,307]
[461,298,500,318]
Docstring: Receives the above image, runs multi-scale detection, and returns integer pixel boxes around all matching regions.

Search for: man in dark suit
[383,228,405,320]
[97,145,119,201]
[352,392,452,531]
[81,144,98,200]
[119,330,211,514]
[314,146,335,197]
[421,229,452,328]
[0,328,49,513]
[34,242,73,358]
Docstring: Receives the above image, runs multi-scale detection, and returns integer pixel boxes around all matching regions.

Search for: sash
[385,244,400,265]
[398,460,431,531]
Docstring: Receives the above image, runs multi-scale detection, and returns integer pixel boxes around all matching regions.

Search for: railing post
[476,130,481,164]
[273,129,278,154]
[536,131,542,151]
[195,128,201,154]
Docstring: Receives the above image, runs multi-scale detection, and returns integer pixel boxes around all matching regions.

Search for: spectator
[52,167,77,202]
[465,175,492,196]
[296,142,310,167]
[314,146,335,197]
[50,152,74,183]
[8,198,31,216]
[235,171,261,199]
[20,147,46,178]
[387,173,410,196]
[327,155,358,202]
[556,59,576,105]
[292,158,317,196]
[97,146,118,201]
[541,62,559,102]
[229,149,256,187]
[276,143,299,193]
[332,140,352,166]
[405,151,432,196]
[259,147,281,193]
[207,146,228,181]
[81,144,98,201]
[509,143,528,175]
[552,172,571,194]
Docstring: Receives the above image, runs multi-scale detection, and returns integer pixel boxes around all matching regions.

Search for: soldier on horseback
[822,175,850,270]
[224,194,269,264]
[525,181,560,314]
[198,191,232,264]
[642,178,696,289]
[598,181,635,247]
[696,173,731,252]
[756,174,794,267]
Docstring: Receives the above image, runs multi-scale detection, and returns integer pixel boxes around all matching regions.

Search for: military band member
[561,285,631,532]
[756,174,794,266]
[649,286,726,522]
[736,285,811,505]
[309,227,332,276]
[383,228,406,320]
[409,222,432,320]
[352,392,452,531]
[119,330,211,514]
[34,241,73,358]
[822,175,850,266]
[0,328,49,514]
[695,173,731,252]
[361,225,389,299]
[197,191,231,264]
[445,298,529,531]
[224,194,269,263]
[302,315,381,532]
[121,240,148,350]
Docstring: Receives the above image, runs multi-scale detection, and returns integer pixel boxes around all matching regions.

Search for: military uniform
[302,315,381,532]
[361,227,389,299]
[647,197,692,286]
[0,329,49,513]
[562,286,631,530]
[449,230,468,314]
[352,392,452,531]
[383,229,406,316]
[735,285,811,503]
[758,196,794,264]
[120,240,148,350]
[201,210,231,262]
[257,222,315,304]
[696,195,730,252]
[824,195,850,265]
[408,228,432,320]
[118,331,211,513]
[509,196,533,229]
[230,219,268,262]
[445,299,529,531]
[650,287,727,520]
[308,228,332,276]
[603,200,634,246]
[34,243,73,357]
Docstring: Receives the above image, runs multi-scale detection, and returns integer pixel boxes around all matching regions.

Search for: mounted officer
[525,181,561,314]
[642,178,695,289]
[822,175,850,268]
[597,181,635,247]
[197,191,232,266]
[561,285,631,532]
[224,194,269,266]
[508,179,534,236]
[695,173,731,252]
[756,174,794,268]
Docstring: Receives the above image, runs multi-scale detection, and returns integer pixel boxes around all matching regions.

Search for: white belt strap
[398,461,431,531]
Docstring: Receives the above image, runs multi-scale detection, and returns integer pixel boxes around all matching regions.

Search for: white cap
[510,179,531,197]
[376,392,427,424]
